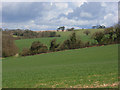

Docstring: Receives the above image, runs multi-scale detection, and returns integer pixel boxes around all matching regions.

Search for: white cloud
[104,13,113,20]
[55,2,68,9]
[72,0,87,7]
[2,2,118,30]
[80,12,92,18]
[103,13,118,26]
[64,8,73,15]
[101,2,107,7]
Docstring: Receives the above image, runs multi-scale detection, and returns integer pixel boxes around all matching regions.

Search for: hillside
[15,29,104,52]
[3,44,118,88]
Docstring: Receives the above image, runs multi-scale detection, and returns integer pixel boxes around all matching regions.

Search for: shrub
[104,27,114,34]
[56,39,69,51]
[68,32,83,49]
[115,25,120,43]
[49,39,59,51]
[104,27,115,43]
[39,46,48,53]
[75,40,84,48]
[2,31,18,57]
[56,32,84,51]
[104,26,120,44]
[30,41,43,51]
[83,30,91,35]
[67,28,74,31]
[20,48,31,56]
[84,41,90,47]
[92,31,104,45]
[30,41,48,54]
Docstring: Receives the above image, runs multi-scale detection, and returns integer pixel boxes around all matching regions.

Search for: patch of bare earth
[34,83,48,88]
[74,82,119,88]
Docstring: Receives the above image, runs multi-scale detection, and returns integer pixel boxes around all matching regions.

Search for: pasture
[15,29,104,52]
[3,44,118,88]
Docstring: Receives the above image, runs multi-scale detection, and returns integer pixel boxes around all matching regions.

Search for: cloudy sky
[1,1,118,31]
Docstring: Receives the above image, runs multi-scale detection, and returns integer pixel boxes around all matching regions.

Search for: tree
[30,41,43,51]
[57,26,65,31]
[92,25,105,29]
[104,27,114,43]
[83,30,91,35]
[57,32,83,50]
[114,24,120,43]
[92,31,104,45]
[49,39,59,51]
[67,27,74,31]
[61,26,65,31]
[92,26,96,29]
[56,39,70,51]
[30,41,48,54]
[68,32,83,49]
[101,25,106,28]
[57,27,60,31]
[2,31,18,57]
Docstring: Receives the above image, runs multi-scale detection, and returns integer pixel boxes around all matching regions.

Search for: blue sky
[1,2,118,31]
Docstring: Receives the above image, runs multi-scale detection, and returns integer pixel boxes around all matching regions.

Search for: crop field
[15,29,104,52]
[3,44,118,88]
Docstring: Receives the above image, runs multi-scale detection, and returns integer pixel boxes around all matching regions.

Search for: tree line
[57,26,75,31]
[2,29,60,40]
[92,25,106,29]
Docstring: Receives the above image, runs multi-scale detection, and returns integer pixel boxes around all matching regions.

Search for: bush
[49,39,59,51]
[30,41,43,51]
[68,32,83,49]
[67,28,74,31]
[83,30,91,35]
[38,46,48,53]
[30,41,48,55]
[56,39,69,51]
[115,25,120,43]
[20,48,31,56]
[84,41,90,47]
[20,41,48,56]
[92,31,104,45]
[104,27,114,34]
[104,25,120,44]
[2,31,18,57]
[56,32,84,51]
[104,27,115,43]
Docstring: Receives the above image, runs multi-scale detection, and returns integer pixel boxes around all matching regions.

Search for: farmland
[3,44,118,88]
[15,29,104,52]
[2,2,119,89]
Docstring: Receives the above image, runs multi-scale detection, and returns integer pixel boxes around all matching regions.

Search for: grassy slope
[3,44,118,88]
[15,29,104,52]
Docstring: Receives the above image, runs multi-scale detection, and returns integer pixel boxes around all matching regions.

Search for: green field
[3,44,118,88]
[15,29,104,52]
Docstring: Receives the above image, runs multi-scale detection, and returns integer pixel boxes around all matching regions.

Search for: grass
[15,29,104,52]
[3,44,118,88]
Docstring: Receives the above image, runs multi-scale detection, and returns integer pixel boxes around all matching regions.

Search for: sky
[1,1,118,31]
